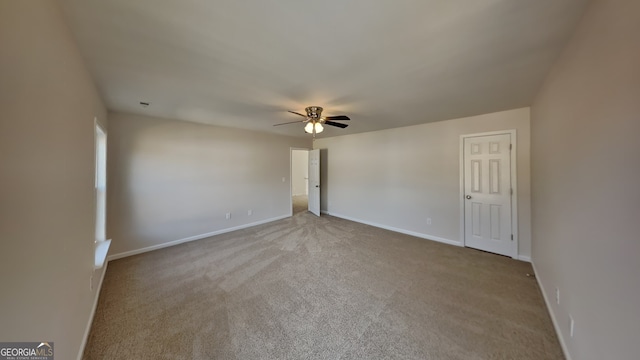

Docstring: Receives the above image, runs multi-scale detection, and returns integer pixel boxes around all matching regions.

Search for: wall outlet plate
[569,315,575,337]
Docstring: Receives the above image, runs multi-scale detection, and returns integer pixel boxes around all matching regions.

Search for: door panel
[464,134,513,257]
[308,149,320,216]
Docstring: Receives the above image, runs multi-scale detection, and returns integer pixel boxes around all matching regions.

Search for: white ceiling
[58,0,590,138]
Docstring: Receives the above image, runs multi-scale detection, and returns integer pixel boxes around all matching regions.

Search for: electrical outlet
[282,177,285,182]
[427,218,432,225]
[569,315,575,337]
[555,288,560,305]
[226,212,231,220]
[248,209,252,216]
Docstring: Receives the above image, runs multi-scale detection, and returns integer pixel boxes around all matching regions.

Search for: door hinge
[511,234,514,241]
[510,188,513,195]
[509,143,513,150]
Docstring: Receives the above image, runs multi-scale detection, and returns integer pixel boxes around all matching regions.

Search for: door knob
[466,195,472,199]
[315,185,319,188]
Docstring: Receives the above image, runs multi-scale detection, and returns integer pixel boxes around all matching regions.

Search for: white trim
[93,239,111,269]
[94,118,108,263]
[77,261,109,360]
[459,138,465,252]
[531,261,572,360]
[459,129,519,259]
[94,116,107,134]
[328,212,462,247]
[107,215,289,261]
[517,255,531,262]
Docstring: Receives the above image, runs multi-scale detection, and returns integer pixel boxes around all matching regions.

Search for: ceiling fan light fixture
[304,122,314,133]
[304,122,324,134]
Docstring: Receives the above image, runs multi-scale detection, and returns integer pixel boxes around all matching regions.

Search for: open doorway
[291,148,309,215]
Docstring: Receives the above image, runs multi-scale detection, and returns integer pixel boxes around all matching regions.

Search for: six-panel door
[464,134,513,257]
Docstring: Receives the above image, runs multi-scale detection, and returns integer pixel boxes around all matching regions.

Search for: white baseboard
[323,211,529,261]
[326,212,462,247]
[107,215,290,261]
[77,261,109,360]
[531,261,572,360]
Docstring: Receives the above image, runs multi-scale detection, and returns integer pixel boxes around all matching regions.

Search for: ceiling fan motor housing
[305,106,323,120]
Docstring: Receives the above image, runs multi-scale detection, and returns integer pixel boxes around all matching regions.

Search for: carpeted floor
[292,195,309,216]
[84,196,563,359]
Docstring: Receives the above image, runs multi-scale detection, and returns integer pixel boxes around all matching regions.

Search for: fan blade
[287,110,307,118]
[273,120,306,126]
[324,120,349,129]
[324,115,350,121]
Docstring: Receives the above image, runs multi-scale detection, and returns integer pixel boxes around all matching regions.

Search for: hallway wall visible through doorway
[291,149,309,215]
[292,149,309,196]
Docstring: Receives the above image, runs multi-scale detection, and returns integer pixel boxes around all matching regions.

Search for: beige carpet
[292,195,309,216]
[84,198,563,359]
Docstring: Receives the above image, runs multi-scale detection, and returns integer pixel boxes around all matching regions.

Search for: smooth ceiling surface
[58,0,590,138]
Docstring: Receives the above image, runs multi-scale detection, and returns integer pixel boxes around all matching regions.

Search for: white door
[308,149,320,216]
[464,134,514,257]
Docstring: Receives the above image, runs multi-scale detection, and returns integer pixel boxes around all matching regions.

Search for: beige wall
[107,112,310,257]
[291,150,309,196]
[0,1,108,359]
[530,0,640,359]
[314,108,532,259]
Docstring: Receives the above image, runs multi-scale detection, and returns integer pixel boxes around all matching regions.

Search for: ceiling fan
[273,106,350,136]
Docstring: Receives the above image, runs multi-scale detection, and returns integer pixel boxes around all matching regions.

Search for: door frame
[459,129,518,259]
[289,147,311,217]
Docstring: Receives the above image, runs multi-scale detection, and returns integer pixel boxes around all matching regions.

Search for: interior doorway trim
[289,147,311,217]
[459,129,518,259]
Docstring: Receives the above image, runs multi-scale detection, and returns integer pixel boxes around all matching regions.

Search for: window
[94,120,110,269]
